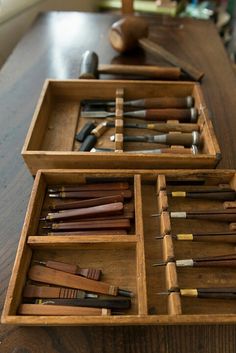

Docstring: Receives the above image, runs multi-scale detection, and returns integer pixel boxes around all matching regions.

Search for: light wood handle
[18,304,111,316]
[28,265,118,295]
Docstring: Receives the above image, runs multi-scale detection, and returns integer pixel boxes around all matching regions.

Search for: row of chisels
[40,181,134,235]
[76,94,202,153]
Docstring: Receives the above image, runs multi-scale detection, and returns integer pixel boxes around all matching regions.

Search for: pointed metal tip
[150,213,161,217]
[152,262,166,267]
[42,226,51,229]
[48,188,57,193]
[33,260,46,265]
[39,218,46,221]
[118,289,134,298]
[155,292,169,295]
[155,236,164,240]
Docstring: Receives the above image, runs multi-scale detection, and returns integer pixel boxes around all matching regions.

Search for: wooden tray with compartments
[22,80,221,175]
[2,168,236,325]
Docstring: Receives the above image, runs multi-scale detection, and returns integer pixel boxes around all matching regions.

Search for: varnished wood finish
[1,11,236,352]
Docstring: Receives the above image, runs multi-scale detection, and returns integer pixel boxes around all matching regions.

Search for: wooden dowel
[48,229,128,236]
[23,284,95,299]
[45,218,131,231]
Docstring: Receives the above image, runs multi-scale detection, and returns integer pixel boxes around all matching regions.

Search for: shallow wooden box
[2,168,236,326]
[22,80,221,175]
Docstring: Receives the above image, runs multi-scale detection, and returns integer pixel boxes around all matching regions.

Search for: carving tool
[102,121,199,133]
[151,209,236,222]
[18,304,111,316]
[47,229,128,236]
[33,260,101,281]
[48,189,132,199]
[153,253,236,267]
[28,265,133,297]
[91,146,198,154]
[51,194,124,211]
[34,298,131,310]
[23,284,98,299]
[40,202,124,221]
[81,108,198,122]
[48,182,129,193]
[110,131,200,147]
[79,122,109,151]
[168,190,236,201]
[155,231,236,243]
[43,218,131,231]
[109,17,204,81]
[157,288,236,299]
[81,96,194,109]
[75,122,96,142]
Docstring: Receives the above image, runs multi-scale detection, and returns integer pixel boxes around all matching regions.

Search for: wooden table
[1,11,236,353]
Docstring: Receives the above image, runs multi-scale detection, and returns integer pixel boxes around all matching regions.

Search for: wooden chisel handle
[50,218,131,231]
[23,284,87,299]
[49,182,129,193]
[28,265,118,295]
[51,195,124,211]
[46,202,124,221]
[42,260,101,280]
[50,190,132,199]
[143,108,197,122]
[18,304,111,316]
[98,64,181,79]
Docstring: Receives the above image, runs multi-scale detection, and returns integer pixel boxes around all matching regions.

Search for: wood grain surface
[1,11,236,353]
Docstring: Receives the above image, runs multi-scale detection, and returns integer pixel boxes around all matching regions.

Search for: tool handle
[198,292,236,299]
[28,265,118,295]
[37,298,131,309]
[51,195,124,211]
[165,132,200,147]
[55,190,132,199]
[45,260,79,275]
[139,38,204,81]
[75,122,96,142]
[18,304,111,316]
[52,218,131,230]
[48,202,124,221]
[144,109,197,122]
[79,51,98,79]
[79,134,97,151]
[195,259,236,267]
[98,64,181,79]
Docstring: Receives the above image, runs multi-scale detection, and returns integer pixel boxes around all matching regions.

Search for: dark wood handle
[98,64,181,79]
[51,218,131,230]
[47,202,124,221]
[195,259,236,267]
[55,190,132,199]
[145,109,196,122]
[51,195,124,211]
[139,38,204,81]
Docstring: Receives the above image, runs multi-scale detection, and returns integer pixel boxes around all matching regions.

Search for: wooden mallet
[109,17,204,81]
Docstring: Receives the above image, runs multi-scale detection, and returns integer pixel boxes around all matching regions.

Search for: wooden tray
[22,80,221,175]
[2,168,236,325]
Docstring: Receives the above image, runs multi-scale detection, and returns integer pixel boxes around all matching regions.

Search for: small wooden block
[168,293,182,315]
[157,175,166,194]
[160,212,171,235]
[223,202,236,209]
[165,262,179,292]
[157,190,168,212]
[163,235,175,263]
[115,133,123,152]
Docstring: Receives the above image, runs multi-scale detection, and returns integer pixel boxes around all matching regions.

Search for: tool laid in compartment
[4,169,236,325]
[22,80,221,175]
